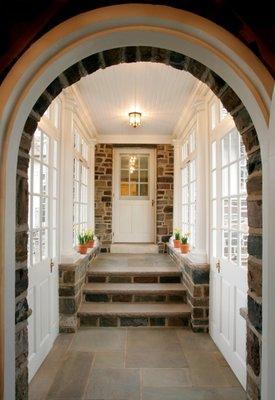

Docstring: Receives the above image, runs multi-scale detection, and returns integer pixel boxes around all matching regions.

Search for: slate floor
[29,327,246,400]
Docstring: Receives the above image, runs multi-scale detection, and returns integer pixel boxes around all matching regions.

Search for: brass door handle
[216,259,221,273]
[152,199,155,206]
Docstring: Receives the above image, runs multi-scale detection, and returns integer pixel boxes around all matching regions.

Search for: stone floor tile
[29,334,74,400]
[84,368,140,399]
[142,368,192,387]
[216,387,246,399]
[127,328,182,352]
[70,328,126,352]
[184,351,220,369]
[93,351,124,368]
[126,351,188,368]
[142,387,221,400]
[177,330,218,352]
[213,351,229,366]
[221,366,243,387]
[190,366,231,387]
[46,351,94,399]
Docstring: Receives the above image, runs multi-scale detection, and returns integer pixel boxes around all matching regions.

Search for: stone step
[87,263,181,283]
[82,283,187,303]
[78,302,191,328]
[110,243,159,253]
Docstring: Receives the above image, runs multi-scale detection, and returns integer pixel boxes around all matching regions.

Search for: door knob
[216,259,221,273]
[151,199,155,206]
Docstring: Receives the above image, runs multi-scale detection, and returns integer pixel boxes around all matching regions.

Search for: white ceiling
[74,62,198,138]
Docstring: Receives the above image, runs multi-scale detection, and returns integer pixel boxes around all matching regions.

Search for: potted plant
[173,228,181,248]
[86,229,94,248]
[78,232,88,254]
[180,232,190,254]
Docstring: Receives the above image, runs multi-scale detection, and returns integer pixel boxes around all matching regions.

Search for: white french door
[27,128,59,381]
[210,127,248,388]
[113,148,155,243]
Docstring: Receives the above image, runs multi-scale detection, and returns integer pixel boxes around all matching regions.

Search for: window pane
[240,233,248,267]
[222,198,229,228]
[190,160,196,181]
[32,196,40,229]
[73,181,79,202]
[130,183,138,196]
[211,141,216,170]
[222,167,228,197]
[230,130,239,163]
[41,197,48,227]
[33,161,41,194]
[182,167,188,185]
[212,170,217,198]
[73,203,79,224]
[230,231,238,263]
[33,130,41,160]
[42,165,48,195]
[182,185,188,204]
[140,156,148,169]
[140,170,148,182]
[53,140,58,168]
[121,156,129,169]
[53,168,57,198]
[53,199,57,228]
[140,184,148,196]
[230,163,238,195]
[240,159,247,194]
[190,182,196,202]
[212,200,217,228]
[81,184,87,203]
[222,135,229,166]
[32,230,40,264]
[222,230,229,259]
[240,196,248,232]
[42,229,48,260]
[42,133,49,164]
[231,197,238,230]
[212,229,217,256]
[121,170,129,181]
[121,183,129,196]
[130,169,138,182]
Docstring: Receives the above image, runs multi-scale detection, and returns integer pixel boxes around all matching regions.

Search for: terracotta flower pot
[173,239,181,248]
[180,243,189,254]
[78,244,87,254]
[87,240,94,248]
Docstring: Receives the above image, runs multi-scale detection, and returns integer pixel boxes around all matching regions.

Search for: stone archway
[15,46,262,399]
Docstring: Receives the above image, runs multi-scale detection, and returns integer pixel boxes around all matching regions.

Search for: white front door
[113,148,155,243]
[210,128,248,388]
[27,128,59,381]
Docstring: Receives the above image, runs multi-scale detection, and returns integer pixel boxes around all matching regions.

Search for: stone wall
[14,46,262,399]
[156,144,174,247]
[168,244,209,332]
[59,245,99,333]
[94,144,113,252]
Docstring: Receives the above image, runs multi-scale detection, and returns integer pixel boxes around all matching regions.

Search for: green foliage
[85,228,94,241]
[181,232,190,244]
[78,232,88,245]
[174,228,181,240]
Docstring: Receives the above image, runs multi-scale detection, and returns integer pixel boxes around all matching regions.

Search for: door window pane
[130,183,138,196]
[121,170,129,181]
[140,184,148,196]
[140,170,148,182]
[42,229,48,260]
[120,154,150,198]
[121,183,129,196]
[140,157,148,169]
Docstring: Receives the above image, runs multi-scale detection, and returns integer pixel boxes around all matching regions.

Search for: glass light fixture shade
[129,112,142,128]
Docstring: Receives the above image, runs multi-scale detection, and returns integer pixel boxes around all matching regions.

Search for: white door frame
[0,5,273,399]
[112,147,156,243]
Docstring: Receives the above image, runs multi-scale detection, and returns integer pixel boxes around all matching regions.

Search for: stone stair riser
[87,275,182,284]
[78,314,190,328]
[83,293,187,303]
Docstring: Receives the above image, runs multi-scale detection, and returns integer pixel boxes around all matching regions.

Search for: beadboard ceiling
[74,62,198,139]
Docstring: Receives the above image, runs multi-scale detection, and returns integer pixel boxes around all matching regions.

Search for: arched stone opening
[15,46,262,399]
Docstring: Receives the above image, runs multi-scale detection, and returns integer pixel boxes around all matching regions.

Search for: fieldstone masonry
[94,144,113,252]
[15,46,262,399]
[59,245,100,333]
[168,244,210,332]
[156,145,174,247]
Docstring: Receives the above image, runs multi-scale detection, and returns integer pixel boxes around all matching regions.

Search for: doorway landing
[110,243,159,253]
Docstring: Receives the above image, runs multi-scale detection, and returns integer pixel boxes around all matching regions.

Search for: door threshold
[110,243,159,254]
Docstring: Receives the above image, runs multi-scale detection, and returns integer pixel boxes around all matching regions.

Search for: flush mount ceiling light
[129,111,142,128]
